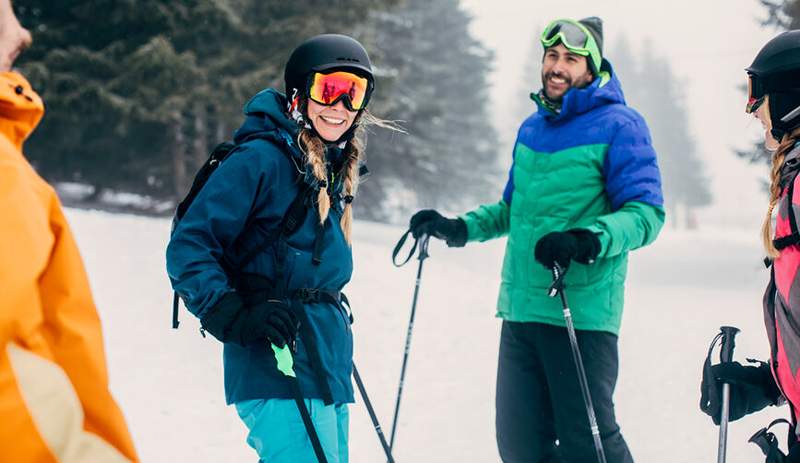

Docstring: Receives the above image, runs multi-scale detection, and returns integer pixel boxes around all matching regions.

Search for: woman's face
[306,99,358,142]
[754,97,781,151]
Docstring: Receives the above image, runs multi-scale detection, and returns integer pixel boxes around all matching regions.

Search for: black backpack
[169,138,313,329]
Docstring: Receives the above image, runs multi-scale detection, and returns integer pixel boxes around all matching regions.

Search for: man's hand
[409,209,467,247]
[534,228,601,269]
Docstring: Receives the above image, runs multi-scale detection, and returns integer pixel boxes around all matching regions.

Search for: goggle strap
[781,103,800,123]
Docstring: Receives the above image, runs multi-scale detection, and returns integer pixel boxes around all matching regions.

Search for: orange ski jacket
[0,71,138,462]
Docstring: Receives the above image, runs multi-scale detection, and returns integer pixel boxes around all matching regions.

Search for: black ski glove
[700,360,782,425]
[788,443,800,463]
[409,209,467,247]
[200,292,298,348]
[533,229,601,270]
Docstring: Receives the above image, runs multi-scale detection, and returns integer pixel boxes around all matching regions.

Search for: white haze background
[63,1,796,461]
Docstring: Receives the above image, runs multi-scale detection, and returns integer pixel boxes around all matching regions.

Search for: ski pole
[272,344,328,463]
[717,326,740,463]
[549,263,607,463]
[389,230,431,450]
[352,363,396,463]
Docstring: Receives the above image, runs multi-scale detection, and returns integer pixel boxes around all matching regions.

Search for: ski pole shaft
[353,364,396,463]
[272,344,328,463]
[717,326,740,463]
[718,384,731,463]
[552,264,607,463]
[389,235,429,450]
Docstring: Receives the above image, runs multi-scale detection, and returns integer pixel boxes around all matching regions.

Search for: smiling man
[408,17,664,462]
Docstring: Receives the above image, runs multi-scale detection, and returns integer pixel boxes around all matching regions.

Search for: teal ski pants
[235,398,349,462]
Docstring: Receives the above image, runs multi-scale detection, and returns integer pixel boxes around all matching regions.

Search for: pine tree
[14,1,401,204]
[363,0,501,222]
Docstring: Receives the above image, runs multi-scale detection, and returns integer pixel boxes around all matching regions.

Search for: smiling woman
[166,33,389,463]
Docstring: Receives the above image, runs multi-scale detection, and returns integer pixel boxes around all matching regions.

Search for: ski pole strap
[172,292,180,329]
[271,344,329,463]
[392,229,431,267]
[700,332,724,418]
[547,263,567,297]
[392,229,418,267]
[749,418,792,462]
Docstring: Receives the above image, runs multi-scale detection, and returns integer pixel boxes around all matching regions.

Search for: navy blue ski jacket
[166,89,355,405]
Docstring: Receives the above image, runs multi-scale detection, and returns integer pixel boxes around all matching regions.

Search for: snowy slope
[66,208,785,462]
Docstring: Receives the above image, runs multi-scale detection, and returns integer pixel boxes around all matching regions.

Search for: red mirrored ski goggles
[308,70,373,111]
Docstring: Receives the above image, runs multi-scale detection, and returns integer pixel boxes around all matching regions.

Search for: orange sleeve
[38,193,139,462]
[0,158,58,461]
[0,157,138,461]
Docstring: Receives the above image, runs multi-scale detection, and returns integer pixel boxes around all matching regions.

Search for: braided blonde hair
[762,131,800,257]
[297,127,363,244]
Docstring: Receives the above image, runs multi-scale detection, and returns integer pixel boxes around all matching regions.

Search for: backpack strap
[234,180,313,274]
[172,133,310,329]
[774,170,800,251]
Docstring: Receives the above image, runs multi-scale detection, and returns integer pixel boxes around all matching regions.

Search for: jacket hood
[534,59,626,123]
[0,72,44,151]
[234,88,300,150]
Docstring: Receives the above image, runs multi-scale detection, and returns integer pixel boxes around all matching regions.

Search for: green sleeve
[585,201,665,258]
[458,199,511,243]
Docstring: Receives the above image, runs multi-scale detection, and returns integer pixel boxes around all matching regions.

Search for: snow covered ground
[66,207,787,462]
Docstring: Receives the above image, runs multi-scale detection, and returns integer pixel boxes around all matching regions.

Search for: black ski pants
[496,320,633,463]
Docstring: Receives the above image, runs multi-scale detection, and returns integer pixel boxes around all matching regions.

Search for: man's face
[541,43,594,102]
[0,0,31,72]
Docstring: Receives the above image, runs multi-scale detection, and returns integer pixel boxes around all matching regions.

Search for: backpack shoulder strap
[774,169,800,251]
[235,179,313,273]
[172,133,305,329]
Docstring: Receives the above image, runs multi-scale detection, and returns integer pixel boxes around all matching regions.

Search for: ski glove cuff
[533,228,601,270]
[409,209,467,247]
[201,292,299,348]
[700,360,782,425]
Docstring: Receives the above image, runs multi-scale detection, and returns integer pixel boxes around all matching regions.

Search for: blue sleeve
[502,132,521,204]
[502,163,514,204]
[166,145,274,319]
[603,117,664,211]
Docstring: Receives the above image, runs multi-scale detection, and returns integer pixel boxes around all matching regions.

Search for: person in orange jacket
[0,1,138,461]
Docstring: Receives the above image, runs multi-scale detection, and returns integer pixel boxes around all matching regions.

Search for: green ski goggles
[541,19,602,73]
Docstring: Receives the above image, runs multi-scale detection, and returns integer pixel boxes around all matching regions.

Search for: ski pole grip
[719,326,740,363]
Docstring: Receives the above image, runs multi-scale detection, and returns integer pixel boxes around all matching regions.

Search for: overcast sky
[459,0,779,229]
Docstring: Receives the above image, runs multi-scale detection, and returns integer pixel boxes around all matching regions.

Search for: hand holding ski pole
[699,327,741,463]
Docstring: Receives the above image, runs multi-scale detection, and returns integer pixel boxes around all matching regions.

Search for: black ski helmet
[747,30,800,141]
[284,34,374,106]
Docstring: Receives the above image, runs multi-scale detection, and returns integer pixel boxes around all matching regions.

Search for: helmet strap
[288,89,312,129]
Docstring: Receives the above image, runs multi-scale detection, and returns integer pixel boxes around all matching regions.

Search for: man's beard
[541,70,573,102]
[541,70,593,102]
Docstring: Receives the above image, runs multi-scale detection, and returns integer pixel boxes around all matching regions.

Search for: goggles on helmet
[746,73,767,114]
[307,70,373,111]
[541,19,602,73]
